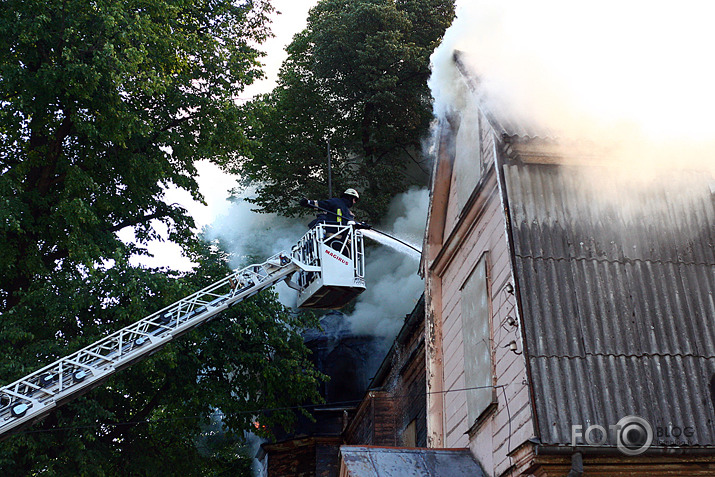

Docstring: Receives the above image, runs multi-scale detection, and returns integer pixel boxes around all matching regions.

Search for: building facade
[266,54,715,477]
[420,57,715,476]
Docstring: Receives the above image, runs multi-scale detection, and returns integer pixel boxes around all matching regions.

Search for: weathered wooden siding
[426,108,535,476]
[440,176,508,448]
[480,259,534,477]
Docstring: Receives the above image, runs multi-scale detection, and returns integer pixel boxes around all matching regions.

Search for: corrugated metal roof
[339,446,485,477]
[481,101,553,141]
[503,162,715,446]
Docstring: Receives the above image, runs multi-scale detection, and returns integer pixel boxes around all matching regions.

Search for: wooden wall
[424,108,535,476]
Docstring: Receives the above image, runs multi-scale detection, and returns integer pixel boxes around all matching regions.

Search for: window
[460,253,494,425]
[402,419,417,448]
[454,105,483,213]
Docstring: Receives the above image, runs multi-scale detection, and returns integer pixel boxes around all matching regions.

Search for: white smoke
[432,1,715,144]
[429,1,715,226]
[206,188,429,320]
[346,188,428,338]
[205,189,308,306]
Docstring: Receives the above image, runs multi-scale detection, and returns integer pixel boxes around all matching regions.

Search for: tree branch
[107,209,174,233]
[101,380,172,443]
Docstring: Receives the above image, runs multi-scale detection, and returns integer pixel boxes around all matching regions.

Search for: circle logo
[616,415,653,455]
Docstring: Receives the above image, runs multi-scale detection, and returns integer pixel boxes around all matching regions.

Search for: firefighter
[300,188,359,228]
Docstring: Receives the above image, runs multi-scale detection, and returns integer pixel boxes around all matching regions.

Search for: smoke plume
[345,188,428,338]
[206,188,428,326]
[205,189,308,306]
[430,0,715,226]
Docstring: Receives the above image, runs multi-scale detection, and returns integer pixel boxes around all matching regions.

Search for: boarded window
[454,105,482,213]
[402,419,417,448]
[460,254,493,425]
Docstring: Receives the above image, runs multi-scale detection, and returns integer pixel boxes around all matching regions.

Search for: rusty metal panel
[339,446,485,477]
[503,162,715,446]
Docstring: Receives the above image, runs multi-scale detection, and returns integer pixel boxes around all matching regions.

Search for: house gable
[423,99,535,475]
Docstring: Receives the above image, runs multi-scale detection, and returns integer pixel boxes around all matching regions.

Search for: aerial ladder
[0,223,366,439]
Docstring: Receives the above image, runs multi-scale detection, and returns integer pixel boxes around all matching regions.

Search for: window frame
[459,251,497,431]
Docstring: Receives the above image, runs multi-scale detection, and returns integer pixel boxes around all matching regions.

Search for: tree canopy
[0,245,323,475]
[0,0,324,474]
[0,0,272,311]
[238,0,455,223]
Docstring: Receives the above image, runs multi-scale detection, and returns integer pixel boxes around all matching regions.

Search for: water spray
[362,229,421,255]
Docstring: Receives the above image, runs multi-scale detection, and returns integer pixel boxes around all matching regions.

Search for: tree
[0,0,325,473]
[238,0,455,222]
[0,242,323,475]
[0,0,271,311]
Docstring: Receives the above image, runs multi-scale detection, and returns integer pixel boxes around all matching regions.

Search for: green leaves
[0,244,324,475]
[238,0,455,222]
[0,0,326,473]
[0,0,275,308]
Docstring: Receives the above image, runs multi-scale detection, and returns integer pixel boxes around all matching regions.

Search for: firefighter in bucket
[300,188,360,257]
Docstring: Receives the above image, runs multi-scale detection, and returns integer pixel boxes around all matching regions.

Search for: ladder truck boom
[0,223,366,439]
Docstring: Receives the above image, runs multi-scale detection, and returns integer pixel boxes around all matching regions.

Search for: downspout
[566,452,584,477]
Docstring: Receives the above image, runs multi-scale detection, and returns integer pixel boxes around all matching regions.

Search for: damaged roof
[502,162,715,447]
[339,446,485,477]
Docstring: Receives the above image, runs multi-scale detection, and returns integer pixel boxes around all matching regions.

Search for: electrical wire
[11,205,497,440]
[501,384,514,468]
[9,204,504,447]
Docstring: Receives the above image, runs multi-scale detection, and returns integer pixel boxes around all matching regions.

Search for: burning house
[254,53,715,477]
[410,52,715,476]
[262,4,715,474]
[261,52,715,477]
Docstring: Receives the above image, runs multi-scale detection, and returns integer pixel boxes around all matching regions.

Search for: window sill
[465,398,498,438]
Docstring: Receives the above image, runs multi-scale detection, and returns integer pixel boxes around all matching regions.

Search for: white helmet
[343,188,360,200]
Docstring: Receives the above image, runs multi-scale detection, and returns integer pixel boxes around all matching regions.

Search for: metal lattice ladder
[0,252,318,438]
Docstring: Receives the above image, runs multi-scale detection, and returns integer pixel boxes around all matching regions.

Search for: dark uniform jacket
[308,197,354,228]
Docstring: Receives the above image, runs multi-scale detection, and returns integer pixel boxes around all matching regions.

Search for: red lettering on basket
[325,249,349,265]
